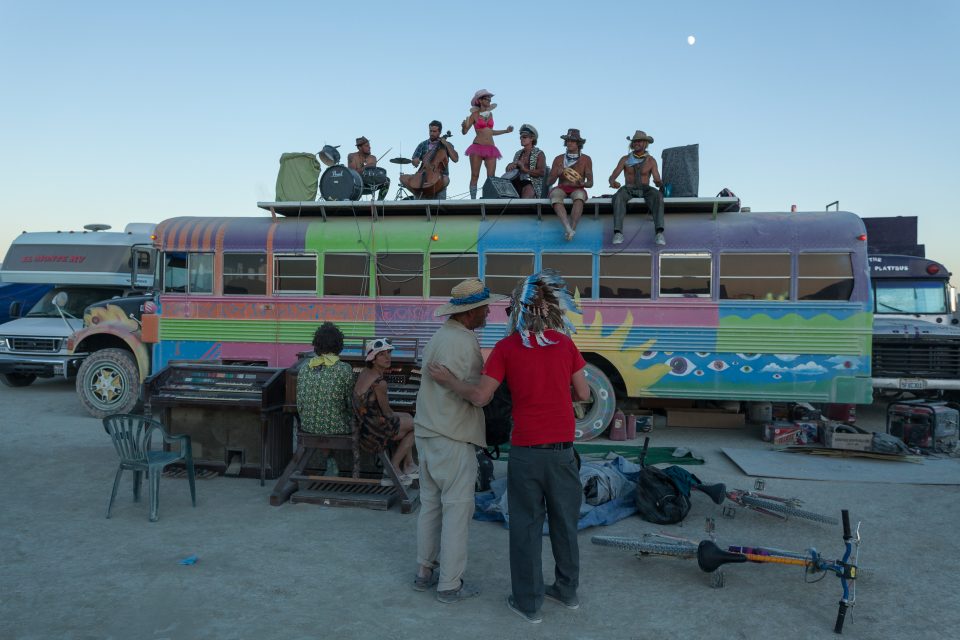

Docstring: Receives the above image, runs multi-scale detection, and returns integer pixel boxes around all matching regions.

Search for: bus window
[136,250,152,271]
[429,254,478,297]
[598,253,651,299]
[323,253,370,296]
[875,280,948,314]
[188,253,214,294]
[163,252,187,293]
[223,253,267,295]
[798,253,853,301]
[660,253,711,297]
[720,253,790,300]
[542,253,592,298]
[484,253,535,295]
[376,253,423,297]
[274,254,317,295]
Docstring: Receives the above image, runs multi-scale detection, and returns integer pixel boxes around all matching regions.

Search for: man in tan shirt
[413,278,506,604]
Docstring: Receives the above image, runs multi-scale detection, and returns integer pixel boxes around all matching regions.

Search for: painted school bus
[70,199,873,434]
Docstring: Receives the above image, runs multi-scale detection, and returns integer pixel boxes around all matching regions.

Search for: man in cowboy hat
[547,129,593,241]
[413,278,507,604]
[608,130,665,245]
[347,136,390,200]
[428,270,590,623]
[504,124,547,199]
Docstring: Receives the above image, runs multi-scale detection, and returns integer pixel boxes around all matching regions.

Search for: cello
[400,132,453,198]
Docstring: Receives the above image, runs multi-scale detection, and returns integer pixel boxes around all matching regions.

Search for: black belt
[516,442,573,450]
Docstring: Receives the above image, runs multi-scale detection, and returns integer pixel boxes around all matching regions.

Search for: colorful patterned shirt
[296,360,355,435]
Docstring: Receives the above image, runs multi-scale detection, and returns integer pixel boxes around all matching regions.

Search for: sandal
[412,569,439,592]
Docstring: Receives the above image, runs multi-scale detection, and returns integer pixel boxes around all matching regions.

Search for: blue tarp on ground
[474,455,643,531]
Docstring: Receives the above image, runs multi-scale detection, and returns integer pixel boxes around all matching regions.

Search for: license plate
[899,378,926,390]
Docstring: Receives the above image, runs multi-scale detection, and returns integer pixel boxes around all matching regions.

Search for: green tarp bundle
[275,152,321,201]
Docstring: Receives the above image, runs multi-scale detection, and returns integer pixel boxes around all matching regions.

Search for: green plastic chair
[103,414,196,522]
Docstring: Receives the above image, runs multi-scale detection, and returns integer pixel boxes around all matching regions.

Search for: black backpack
[633,438,691,524]
[481,384,513,459]
[716,188,741,212]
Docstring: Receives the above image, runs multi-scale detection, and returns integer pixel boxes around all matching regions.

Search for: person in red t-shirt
[428,270,589,624]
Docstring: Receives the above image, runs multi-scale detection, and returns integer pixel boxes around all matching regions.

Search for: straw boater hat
[435,278,507,317]
[560,128,586,145]
[627,130,654,144]
[470,89,494,107]
[364,337,394,362]
[508,269,581,348]
[355,136,370,147]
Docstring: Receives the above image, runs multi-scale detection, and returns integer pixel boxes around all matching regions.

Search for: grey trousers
[507,445,581,614]
[612,184,664,233]
[416,435,478,592]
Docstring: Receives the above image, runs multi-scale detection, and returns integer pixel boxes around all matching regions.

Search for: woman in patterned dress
[354,338,417,484]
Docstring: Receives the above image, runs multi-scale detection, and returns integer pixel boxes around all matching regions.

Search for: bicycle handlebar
[834,509,855,634]
[841,509,851,540]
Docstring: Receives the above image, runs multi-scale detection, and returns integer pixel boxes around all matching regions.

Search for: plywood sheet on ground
[721,447,960,485]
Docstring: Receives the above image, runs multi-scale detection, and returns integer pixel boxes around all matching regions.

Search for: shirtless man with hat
[608,130,665,245]
[348,136,390,200]
[547,129,593,241]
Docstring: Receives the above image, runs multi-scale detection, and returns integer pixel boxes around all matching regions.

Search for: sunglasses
[368,338,392,351]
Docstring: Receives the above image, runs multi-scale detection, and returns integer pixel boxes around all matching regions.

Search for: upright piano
[145,364,289,485]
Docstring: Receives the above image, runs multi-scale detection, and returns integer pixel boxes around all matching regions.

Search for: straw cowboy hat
[364,337,394,362]
[560,128,586,145]
[434,278,507,317]
[355,136,370,147]
[470,89,494,107]
[627,130,654,144]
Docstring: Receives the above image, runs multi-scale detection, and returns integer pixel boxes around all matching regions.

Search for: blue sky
[1,1,957,279]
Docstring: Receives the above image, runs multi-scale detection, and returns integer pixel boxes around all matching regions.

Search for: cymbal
[389,157,413,165]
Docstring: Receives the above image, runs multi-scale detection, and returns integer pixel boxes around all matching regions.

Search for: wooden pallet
[289,475,419,513]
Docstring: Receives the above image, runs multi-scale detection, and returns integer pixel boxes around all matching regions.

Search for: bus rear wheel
[76,348,142,418]
[0,373,37,387]
[574,364,617,441]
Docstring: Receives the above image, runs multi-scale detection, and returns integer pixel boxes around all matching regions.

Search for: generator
[886,400,959,453]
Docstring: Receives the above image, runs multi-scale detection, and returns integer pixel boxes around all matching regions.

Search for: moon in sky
[687,35,696,45]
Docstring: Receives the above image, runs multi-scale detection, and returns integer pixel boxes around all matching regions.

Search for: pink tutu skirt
[465,143,501,159]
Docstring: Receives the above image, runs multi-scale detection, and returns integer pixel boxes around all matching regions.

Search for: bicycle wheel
[739,495,839,525]
[591,535,698,558]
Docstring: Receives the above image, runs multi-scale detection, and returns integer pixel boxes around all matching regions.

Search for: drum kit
[317,143,413,201]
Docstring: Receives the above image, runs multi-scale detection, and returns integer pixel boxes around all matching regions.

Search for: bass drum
[320,165,363,201]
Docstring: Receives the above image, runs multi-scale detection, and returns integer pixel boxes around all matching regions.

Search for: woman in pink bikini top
[461,89,514,199]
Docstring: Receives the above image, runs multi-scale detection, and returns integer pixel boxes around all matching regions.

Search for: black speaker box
[482,176,519,199]
[661,144,699,197]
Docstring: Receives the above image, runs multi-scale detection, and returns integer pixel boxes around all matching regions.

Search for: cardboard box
[822,422,873,451]
[762,422,814,444]
[667,408,745,429]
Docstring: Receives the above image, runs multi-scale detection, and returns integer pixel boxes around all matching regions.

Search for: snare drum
[319,165,363,201]
[361,166,389,190]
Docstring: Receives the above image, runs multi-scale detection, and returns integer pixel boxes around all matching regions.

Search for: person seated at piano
[462,90,513,199]
[296,322,356,476]
[347,136,390,200]
[504,124,547,199]
[354,338,418,485]
[411,120,459,200]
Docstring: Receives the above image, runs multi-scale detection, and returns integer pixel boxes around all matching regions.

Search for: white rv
[0,224,156,387]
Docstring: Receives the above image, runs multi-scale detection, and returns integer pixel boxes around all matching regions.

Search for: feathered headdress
[507,269,580,348]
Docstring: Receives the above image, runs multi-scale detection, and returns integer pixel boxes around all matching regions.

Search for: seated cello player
[403,120,459,199]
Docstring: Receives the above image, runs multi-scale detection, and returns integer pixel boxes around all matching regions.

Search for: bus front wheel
[76,348,142,418]
[574,364,617,442]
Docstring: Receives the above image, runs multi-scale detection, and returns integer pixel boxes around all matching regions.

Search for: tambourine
[562,167,582,183]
